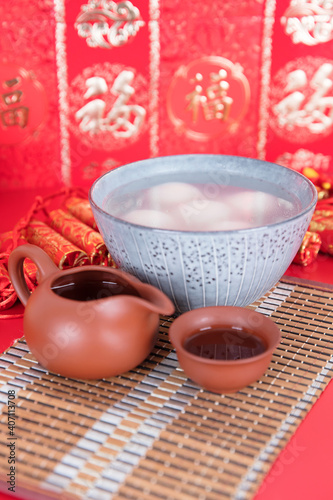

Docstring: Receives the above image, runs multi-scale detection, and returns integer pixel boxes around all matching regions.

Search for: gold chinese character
[2,90,23,106]
[1,75,29,128]
[185,69,233,123]
[1,106,29,128]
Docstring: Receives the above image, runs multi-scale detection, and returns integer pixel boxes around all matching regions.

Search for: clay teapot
[8,244,175,379]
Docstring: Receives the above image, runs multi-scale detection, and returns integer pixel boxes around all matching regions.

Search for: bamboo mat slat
[1,279,333,500]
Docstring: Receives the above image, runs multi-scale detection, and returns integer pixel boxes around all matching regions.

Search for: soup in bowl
[89,154,317,313]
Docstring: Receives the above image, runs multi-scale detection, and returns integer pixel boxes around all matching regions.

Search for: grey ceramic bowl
[89,154,317,313]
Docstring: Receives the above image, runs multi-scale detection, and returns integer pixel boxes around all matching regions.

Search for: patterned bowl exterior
[90,155,317,313]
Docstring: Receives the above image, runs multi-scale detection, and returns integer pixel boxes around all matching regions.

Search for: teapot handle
[8,244,59,307]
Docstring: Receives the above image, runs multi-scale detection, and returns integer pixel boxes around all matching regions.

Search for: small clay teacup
[169,306,281,394]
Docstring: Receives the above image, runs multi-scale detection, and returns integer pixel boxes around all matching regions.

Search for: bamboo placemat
[1,278,333,500]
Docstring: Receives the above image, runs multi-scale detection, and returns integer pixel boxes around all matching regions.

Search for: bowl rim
[168,305,281,365]
[89,154,318,234]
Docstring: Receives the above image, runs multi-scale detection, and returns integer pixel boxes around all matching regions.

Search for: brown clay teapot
[8,244,175,379]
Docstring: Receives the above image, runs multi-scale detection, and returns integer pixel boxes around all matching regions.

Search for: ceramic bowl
[89,154,317,313]
[169,306,281,393]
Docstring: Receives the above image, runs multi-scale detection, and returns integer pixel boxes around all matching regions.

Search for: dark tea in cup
[184,326,266,361]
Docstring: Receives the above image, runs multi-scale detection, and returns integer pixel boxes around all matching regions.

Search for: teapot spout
[132,281,175,316]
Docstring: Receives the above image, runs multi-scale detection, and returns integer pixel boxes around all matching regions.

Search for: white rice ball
[221,190,275,225]
[145,182,202,211]
[173,200,234,231]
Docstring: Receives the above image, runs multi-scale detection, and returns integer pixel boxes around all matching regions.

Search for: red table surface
[1,188,333,500]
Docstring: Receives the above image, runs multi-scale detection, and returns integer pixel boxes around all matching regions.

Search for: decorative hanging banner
[1,1,333,192]
[159,1,264,158]
[65,0,151,187]
[264,0,333,171]
[0,2,62,190]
